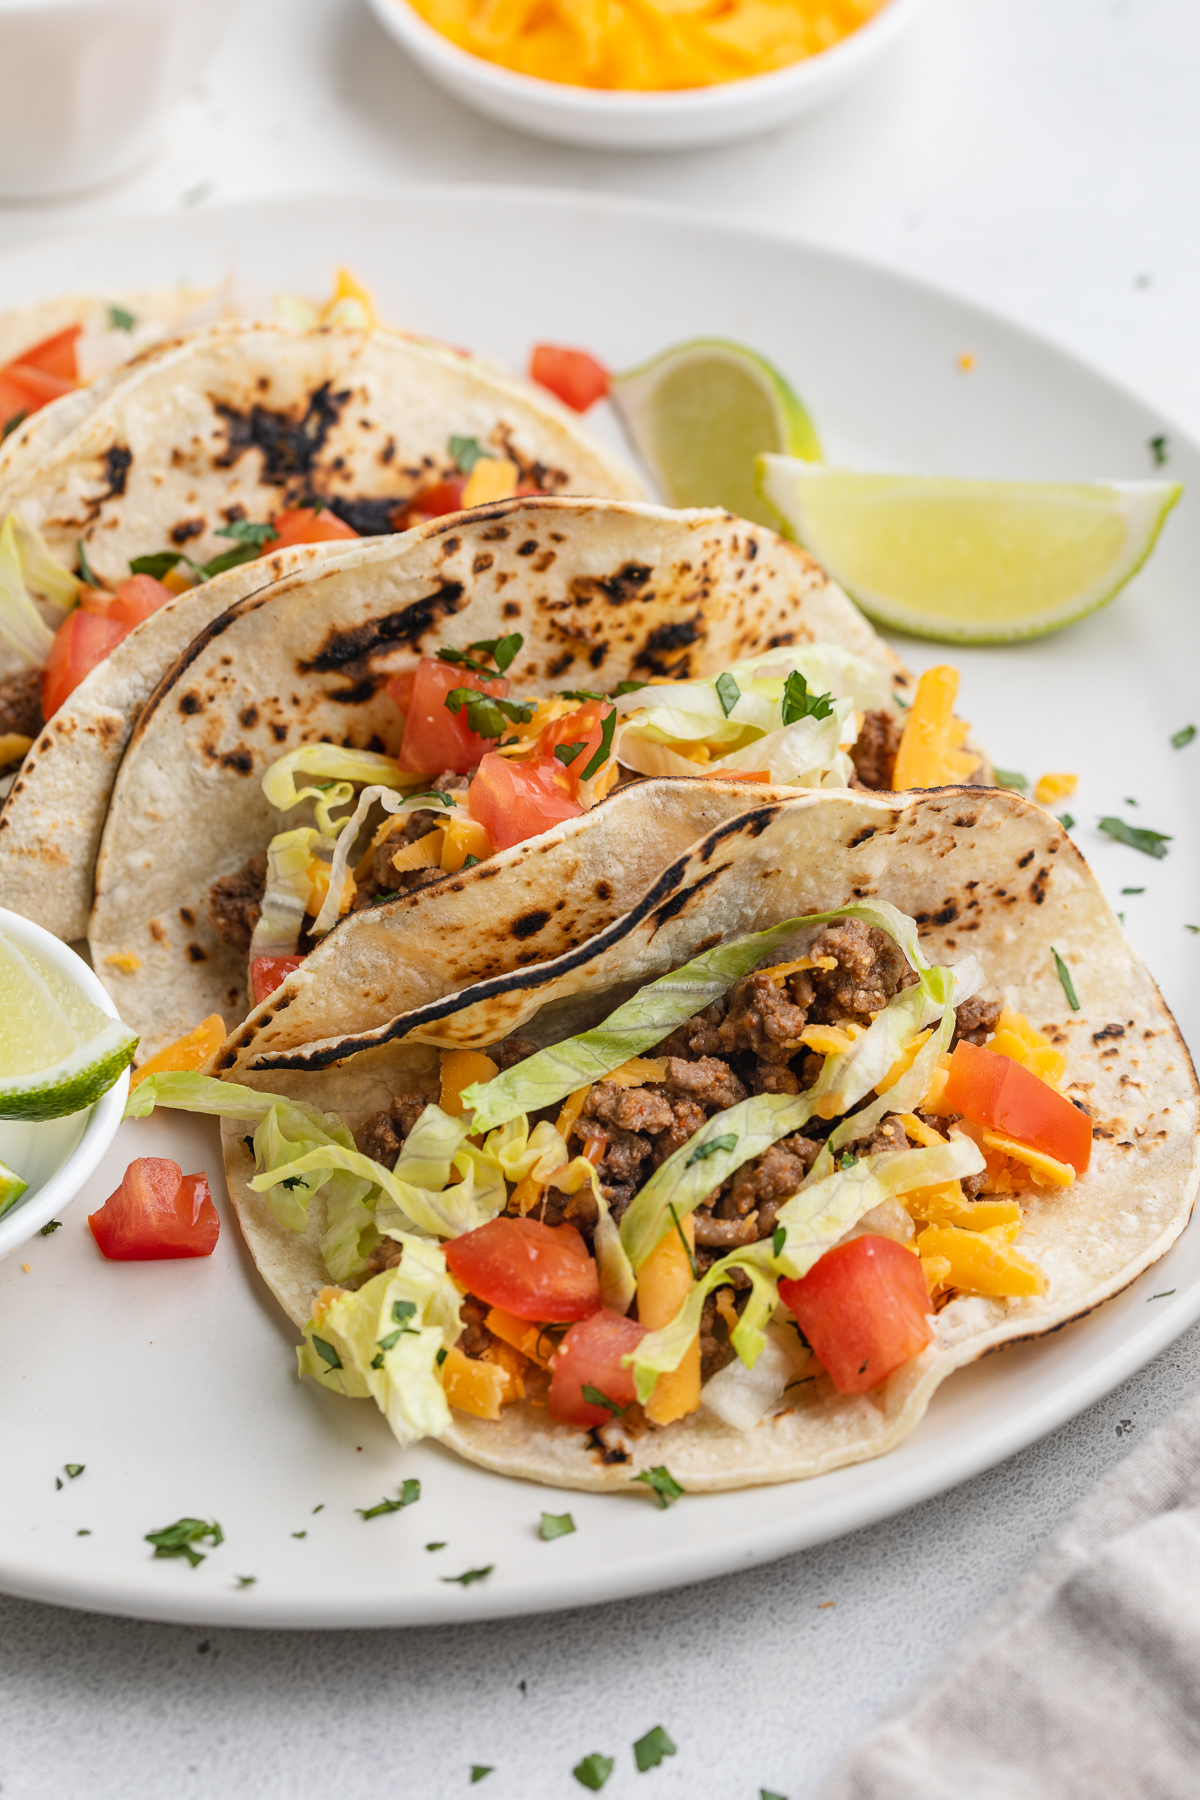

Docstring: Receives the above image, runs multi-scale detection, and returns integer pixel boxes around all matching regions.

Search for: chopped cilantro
[633,1726,677,1772]
[993,769,1028,791]
[292,1531,307,1539]
[215,518,278,548]
[77,1529,91,1537]
[310,1334,343,1372]
[1124,796,1139,807]
[39,1220,62,1236]
[1149,433,1169,466]
[581,1384,628,1418]
[414,789,456,806]
[469,631,523,673]
[1097,816,1171,858]
[65,1463,84,1479]
[107,305,137,332]
[193,541,261,578]
[772,1225,786,1258]
[540,1511,576,1541]
[445,687,534,740]
[145,1517,224,1568]
[425,1541,446,1551]
[76,539,98,586]
[357,1479,420,1519]
[1052,948,1080,1011]
[312,1504,324,1514]
[1122,887,1145,895]
[55,1478,61,1491]
[235,1575,257,1589]
[613,680,645,697]
[129,550,186,580]
[1,409,28,442]
[277,1175,306,1191]
[760,1790,788,1799]
[441,1565,493,1585]
[1171,724,1195,749]
[1149,1290,1176,1300]
[559,689,604,703]
[1186,924,1200,935]
[781,670,833,725]
[437,1347,448,1366]
[462,855,481,870]
[839,1151,859,1170]
[449,434,492,474]
[573,1753,613,1791]
[686,1132,737,1167]
[1058,813,1075,831]
[369,890,399,906]
[632,1466,684,1509]
[715,670,741,718]
[372,1301,419,1364]
[581,705,617,782]
[554,741,587,767]
[667,1199,699,1278]
[470,1768,494,1784]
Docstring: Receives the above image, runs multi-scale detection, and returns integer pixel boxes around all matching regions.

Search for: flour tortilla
[221,785,1200,1492]
[0,542,350,940]
[90,499,905,1054]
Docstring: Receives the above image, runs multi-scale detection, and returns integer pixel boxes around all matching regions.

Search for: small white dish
[365,0,929,151]
[0,908,129,1260]
[0,0,242,200]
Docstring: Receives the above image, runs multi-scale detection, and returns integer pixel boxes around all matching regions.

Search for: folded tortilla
[89,498,903,1054]
[221,785,1200,1492]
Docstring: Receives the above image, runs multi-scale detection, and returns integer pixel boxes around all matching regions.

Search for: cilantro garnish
[414,789,456,807]
[1097,816,1171,858]
[445,687,534,740]
[1059,813,1075,831]
[441,1565,493,1585]
[760,1790,787,1799]
[573,1754,613,1791]
[559,689,604,703]
[65,1463,84,1479]
[145,1517,224,1568]
[632,1466,684,1509]
[77,1529,91,1537]
[1149,1290,1177,1300]
[613,680,645,697]
[216,517,279,549]
[540,1511,576,1541]
[470,632,523,673]
[55,1478,61,1491]
[1149,433,1169,466]
[449,434,492,474]
[581,1384,629,1418]
[425,1541,446,1551]
[470,1767,494,1784]
[193,541,262,578]
[554,741,587,767]
[1171,724,1195,749]
[581,705,617,781]
[633,1726,677,1772]
[1122,886,1145,894]
[372,1300,419,1365]
[76,539,98,586]
[39,1220,62,1236]
[781,670,833,725]
[1052,947,1080,1011]
[686,1132,737,1167]
[129,551,186,580]
[107,305,136,332]
[357,1479,420,1519]
[993,768,1028,791]
[1187,925,1200,935]
[437,1347,448,1366]
[292,1531,307,1539]
[369,890,399,906]
[839,1151,859,1170]
[235,1575,257,1589]
[310,1334,343,1372]
[667,1199,699,1279]
[277,1175,306,1191]
[1,409,27,442]
[462,854,481,869]
[715,671,741,718]
[772,1226,786,1258]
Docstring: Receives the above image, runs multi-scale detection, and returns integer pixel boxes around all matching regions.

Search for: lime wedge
[0,1158,28,1218]
[758,458,1182,643]
[0,930,137,1120]
[611,340,821,530]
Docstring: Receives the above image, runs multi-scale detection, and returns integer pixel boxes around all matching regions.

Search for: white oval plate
[0,191,1195,1628]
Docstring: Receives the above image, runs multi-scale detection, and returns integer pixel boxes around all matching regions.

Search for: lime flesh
[611,339,821,530]
[0,931,136,1120]
[758,459,1182,643]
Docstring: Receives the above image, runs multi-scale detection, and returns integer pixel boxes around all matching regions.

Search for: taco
[89,497,983,1055]
[131,783,1198,1493]
[0,321,640,937]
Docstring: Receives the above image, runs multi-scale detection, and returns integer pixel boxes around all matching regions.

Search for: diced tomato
[779,1235,934,1395]
[0,362,75,435]
[942,1039,1092,1174]
[386,667,417,717]
[398,656,508,776]
[539,699,614,792]
[108,573,175,631]
[268,506,360,551]
[250,953,306,1006]
[402,476,467,524]
[549,1308,647,1427]
[444,1217,600,1323]
[529,344,609,413]
[467,752,583,851]
[14,324,81,381]
[41,606,125,718]
[88,1157,219,1261]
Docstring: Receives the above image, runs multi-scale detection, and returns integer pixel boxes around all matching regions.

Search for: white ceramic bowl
[0,0,242,199]
[0,908,129,1260]
[365,0,928,151]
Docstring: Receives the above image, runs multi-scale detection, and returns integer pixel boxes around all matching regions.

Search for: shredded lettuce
[701,1323,809,1430]
[0,514,56,665]
[629,1249,781,1402]
[12,518,80,613]
[297,1248,461,1447]
[123,1070,291,1122]
[262,744,409,815]
[249,827,328,958]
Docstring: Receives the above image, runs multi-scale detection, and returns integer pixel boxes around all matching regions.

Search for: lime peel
[0,931,137,1120]
[758,458,1182,644]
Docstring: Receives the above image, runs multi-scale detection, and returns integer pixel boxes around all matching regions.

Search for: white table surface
[3,2,1199,1795]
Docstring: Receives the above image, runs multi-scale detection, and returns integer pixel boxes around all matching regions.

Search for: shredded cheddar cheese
[1034,771,1078,807]
[891,665,980,790]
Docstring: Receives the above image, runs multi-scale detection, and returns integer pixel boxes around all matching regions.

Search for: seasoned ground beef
[494,1036,539,1072]
[807,918,918,1023]
[207,853,267,952]
[729,1134,819,1218]
[842,1115,908,1161]
[718,971,808,1066]
[455,1294,494,1360]
[0,668,43,744]
[850,708,902,790]
[952,994,1004,1046]
[657,1001,725,1061]
[353,1092,428,1169]
[585,1081,675,1136]
[352,772,471,906]
[364,1236,404,1275]
[662,1055,746,1111]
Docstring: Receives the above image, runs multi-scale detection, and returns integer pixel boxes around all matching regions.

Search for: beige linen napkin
[822,1385,1200,1799]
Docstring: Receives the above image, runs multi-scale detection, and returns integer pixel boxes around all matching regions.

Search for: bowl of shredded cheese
[366,0,929,150]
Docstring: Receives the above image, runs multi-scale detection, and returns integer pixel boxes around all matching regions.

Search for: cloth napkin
[822,1385,1200,1800]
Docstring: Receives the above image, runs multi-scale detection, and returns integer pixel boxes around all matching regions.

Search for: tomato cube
[444,1217,600,1322]
[942,1039,1092,1173]
[539,700,614,791]
[11,324,80,381]
[41,607,125,719]
[89,1158,219,1260]
[549,1309,647,1428]
[268,506,360,550]
[398,656,509,776]
[467,752,583,851]
[529,344,609,413]
[250,954,306,1006]
[778,1234,933,1394]
[108,574,175,632]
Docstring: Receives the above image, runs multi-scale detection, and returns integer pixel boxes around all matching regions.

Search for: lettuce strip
[249,826,329,958]
[262,744,409,813]
[0,514,56,665]
[629,1252,780,1402]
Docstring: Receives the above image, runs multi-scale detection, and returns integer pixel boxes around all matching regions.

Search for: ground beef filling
[849,708,902,791]
[0,668,44,774]
[351,771,471,907]
[207,853,267,952]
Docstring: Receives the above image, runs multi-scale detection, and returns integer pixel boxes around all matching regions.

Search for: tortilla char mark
[299,582,467,673]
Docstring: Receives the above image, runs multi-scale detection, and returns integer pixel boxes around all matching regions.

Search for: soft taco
[131,784,1199,1493]
[89,497,984,1054]
[0,321,640,937]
